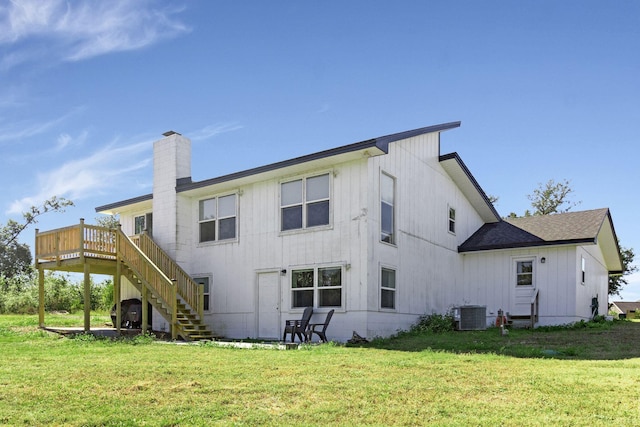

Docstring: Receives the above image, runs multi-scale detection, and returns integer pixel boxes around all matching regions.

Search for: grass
[1,314,639,426]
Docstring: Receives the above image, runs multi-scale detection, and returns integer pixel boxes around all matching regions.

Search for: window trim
[280,172,332,234]
[448,206,456,235]
[289,264,343,309]
[514,257,536,287]
[198,193,238,244]
[380,265,397,311]
[380,171,396,245]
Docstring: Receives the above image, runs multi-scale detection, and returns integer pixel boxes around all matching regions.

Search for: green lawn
[1,314,639,426]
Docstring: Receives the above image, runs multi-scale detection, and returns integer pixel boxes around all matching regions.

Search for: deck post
[115,225,122,333]
[79,219,91,333]
[36,227,45,327]
[38,268,45,327]
[171,280,177,340]
[141,286,148,334]
[83,262,91,333]
[198,283,204,321]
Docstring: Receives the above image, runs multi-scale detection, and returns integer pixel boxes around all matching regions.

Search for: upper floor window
[281,173,330,232]
[291,266,342,309]
[448,207,456,234]
[381,172,395,244]
[134,213,153,236]
[199,194,237,243]
[516,260,534,286]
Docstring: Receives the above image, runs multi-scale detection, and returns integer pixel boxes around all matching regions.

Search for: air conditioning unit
[453,305,487,331]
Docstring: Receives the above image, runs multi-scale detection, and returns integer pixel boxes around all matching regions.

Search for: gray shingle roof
[459,208,611,252]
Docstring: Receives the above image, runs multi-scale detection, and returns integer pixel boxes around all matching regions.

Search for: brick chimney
[152,131,191,259]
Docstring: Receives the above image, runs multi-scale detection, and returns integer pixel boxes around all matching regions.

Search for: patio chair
[282,306,313,343]
[305,309,334,343]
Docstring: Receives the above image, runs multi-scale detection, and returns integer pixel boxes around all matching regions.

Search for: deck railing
[116,229,177,321]
[35,220,116,263]
[530,289,540,328]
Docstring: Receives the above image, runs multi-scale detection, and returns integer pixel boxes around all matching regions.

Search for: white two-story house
[36,121,622,341]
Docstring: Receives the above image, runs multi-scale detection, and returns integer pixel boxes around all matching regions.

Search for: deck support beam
[142,286,148,334]
[83,263,91,333]
[115,225,122,333]
[38,267,45,327]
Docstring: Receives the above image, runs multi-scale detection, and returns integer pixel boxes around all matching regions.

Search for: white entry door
[257,271,280,339]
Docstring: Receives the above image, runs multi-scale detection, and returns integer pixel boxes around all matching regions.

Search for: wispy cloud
[190,122,244,141]
[0,0,189,69]
[0,107,82,144]
[55,130,88,151]
[7,136,153,215]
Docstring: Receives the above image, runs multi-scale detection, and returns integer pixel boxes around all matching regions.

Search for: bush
[410,313,456,334]
[0,272,114,314]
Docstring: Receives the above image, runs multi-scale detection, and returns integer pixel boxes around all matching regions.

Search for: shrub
[410,313,456,334]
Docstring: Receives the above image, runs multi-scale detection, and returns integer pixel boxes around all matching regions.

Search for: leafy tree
[0,196,73,282]
[95,214,120,229]
[0,238,32,283]
[609,245,637,296]
[0,196,74,247]
[508,180,634,296]
[528,179,580,215]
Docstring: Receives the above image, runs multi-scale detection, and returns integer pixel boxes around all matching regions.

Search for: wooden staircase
[121,231,214,341]
[509,289,540,329]
[35,222,215,340]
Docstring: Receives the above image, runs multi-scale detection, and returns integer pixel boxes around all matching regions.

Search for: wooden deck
[35,220,211,341]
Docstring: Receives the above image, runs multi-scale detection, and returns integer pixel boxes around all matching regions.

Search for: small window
[381,172,395,244]
[291,266,342,308]
[194,276,210,312]
[281,174,330,231]
[516,260,534,286]
[199,194,237,243]
[448,207,456,234]
[381,267,396,309]
[134,215,145,235]
[134,213,153,236]
[581,256,586,285]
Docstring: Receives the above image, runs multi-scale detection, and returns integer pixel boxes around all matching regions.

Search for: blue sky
[1,1,639,300]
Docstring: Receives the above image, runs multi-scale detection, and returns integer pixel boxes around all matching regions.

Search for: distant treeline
[0,271,113,314]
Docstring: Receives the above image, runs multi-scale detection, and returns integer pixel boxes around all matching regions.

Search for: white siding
[184,160,370,340]
[364,133,486,337]
[461,244,610,326]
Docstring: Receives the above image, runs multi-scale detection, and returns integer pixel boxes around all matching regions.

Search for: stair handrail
[530,288,540,328]
[130,233,204,320]
[116,228,177,322]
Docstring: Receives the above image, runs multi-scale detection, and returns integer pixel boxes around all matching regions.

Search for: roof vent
[162,130,181,137]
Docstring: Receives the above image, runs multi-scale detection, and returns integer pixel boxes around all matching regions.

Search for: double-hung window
[380,267,396,309]
[581,256,586,285]
[381,172,395,244]
[199,194,237,243]
[448,207,456,234]
[281,173,330,231]
[291,266,342,309]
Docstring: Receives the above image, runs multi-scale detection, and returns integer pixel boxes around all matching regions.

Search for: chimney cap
[162,130,181,137]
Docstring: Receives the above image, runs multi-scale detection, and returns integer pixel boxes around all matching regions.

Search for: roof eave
[458,238,596,253]
[95,194,153,215]
[439,152,500,223]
